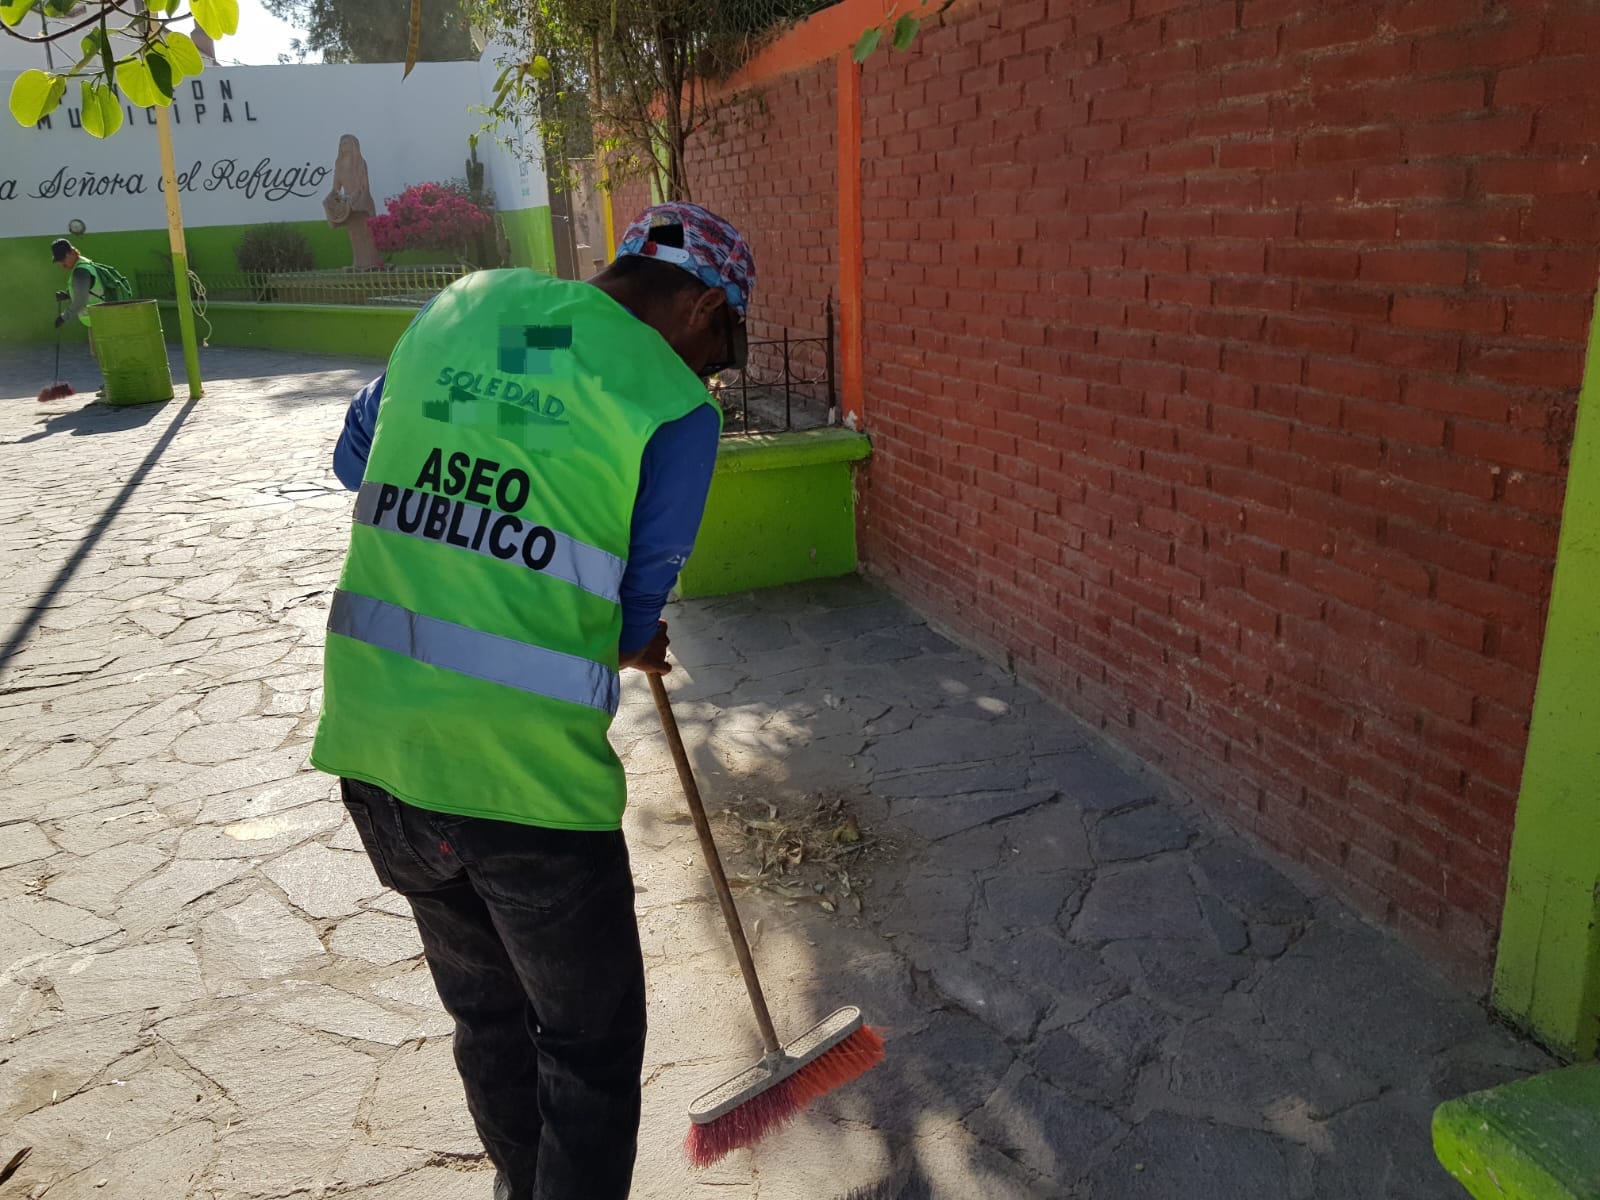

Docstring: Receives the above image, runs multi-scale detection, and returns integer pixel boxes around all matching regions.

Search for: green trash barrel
[92,300,174,406]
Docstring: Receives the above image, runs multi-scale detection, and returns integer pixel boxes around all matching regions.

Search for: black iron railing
[136,265,470,308]
[717,297,836,436]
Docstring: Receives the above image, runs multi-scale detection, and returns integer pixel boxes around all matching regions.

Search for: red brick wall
[611,62,839,360]
[694,0,1599,978]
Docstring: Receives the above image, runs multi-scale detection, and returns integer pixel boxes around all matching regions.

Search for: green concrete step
[1433,1063,1600,1199]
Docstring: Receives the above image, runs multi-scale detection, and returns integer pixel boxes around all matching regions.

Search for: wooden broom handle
[649,672,782,1055]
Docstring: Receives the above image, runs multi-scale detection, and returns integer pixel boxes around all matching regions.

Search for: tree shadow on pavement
[0,397,197,675]
[8,398,171,445]
[621,579,1553,1200]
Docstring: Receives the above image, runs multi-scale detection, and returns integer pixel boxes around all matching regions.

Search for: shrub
[234,223,315,274]
[369,182,493,262]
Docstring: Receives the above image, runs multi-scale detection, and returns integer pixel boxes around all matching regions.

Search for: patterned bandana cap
[616,202,756,317]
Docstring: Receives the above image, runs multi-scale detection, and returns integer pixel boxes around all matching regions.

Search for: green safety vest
[311,269,717,830]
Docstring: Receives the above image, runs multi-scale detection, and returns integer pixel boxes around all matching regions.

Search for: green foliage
[78,77,122,137]
[3,0,239,135]
[856,0,953,63]
[851,25,879,63]
[475,0,834,203]
[262,0,474,64]
[8,69,64,126]
[235,223,317,275]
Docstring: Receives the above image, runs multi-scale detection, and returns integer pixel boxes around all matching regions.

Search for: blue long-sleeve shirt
[333,371,720,656]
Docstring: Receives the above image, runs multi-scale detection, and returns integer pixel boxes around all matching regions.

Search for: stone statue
[324,134,380,270]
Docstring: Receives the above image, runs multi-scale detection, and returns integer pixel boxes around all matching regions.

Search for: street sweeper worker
[50,238,129,330]
[312,201,752,1200]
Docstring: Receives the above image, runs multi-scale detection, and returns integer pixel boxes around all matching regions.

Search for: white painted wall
[0,55,548,238]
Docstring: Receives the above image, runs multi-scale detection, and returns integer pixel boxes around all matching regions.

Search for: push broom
[37,305,75,403]
[648,672,884,1167]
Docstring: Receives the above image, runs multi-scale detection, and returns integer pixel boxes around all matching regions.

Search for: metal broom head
[684,1005,885,1167]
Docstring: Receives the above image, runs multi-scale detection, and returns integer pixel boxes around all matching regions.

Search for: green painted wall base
[161,300,413,360]
[1493,281,1600,1061]
[1433,1064,1600,1199]
[677,428,872,599]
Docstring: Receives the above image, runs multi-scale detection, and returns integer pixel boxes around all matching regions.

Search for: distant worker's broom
[649,672,884,1167]
[37,308,75,403]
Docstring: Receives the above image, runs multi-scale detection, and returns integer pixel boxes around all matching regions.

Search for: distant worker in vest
[51,238,131,334]
[312,202,752,1200]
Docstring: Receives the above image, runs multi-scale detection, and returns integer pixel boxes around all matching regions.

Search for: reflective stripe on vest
[328,589,621,714]
[352,480,625,602]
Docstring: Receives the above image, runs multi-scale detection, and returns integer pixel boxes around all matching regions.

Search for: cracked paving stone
[992,928,1124,1025]
[877,873,972,944]
[1101,939,1253,1014]
[195,679,265,722]
[177,799,344,860]
[47,801,168,857]
[873,760,1032,800]
[6,1067,225,1191]
[1253,921,1485,1078]
[1164,1018,1381,1121]
[0,896,120,948]
[366,1036,483,1155]
[160,1012,375,1115]
[1073,994,1176,1070]
[890,788,1055,842]
[171,715,297,764]
[119,857,249,925]
[51,939,205,1016]
[194,770,335,825]
[1034,750,1158,812]
[1315,1092,1494,1199]
[908,941,1052,1044]
[1091,804,1195,862]
[1081,1111,1297,1198]
[1192,839,1314,925]
[1198,892,1250,955]
[796,599,920,643]
[965,1062,1125,1185]
[27,1119,219,1200]
[1072,858,1211,944]
[329,910,425,967]
[0,821,56,869]
[270,981,422,1046]
[369,969,445,1013]
[0,1012,146,1117]
[871,715,1034,775]
[201,891,327,981]
[982,871,1082,932]
[263,841,384,919]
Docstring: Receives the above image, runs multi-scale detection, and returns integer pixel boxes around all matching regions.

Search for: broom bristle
[36,382,74,402]
[684,1025,885,1167]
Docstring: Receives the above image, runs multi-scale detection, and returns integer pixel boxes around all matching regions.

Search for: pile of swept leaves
[715,790,889,919]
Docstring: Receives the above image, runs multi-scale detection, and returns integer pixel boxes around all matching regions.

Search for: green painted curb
[678,429,871,599]
[1433,1063,1600,1199]
[162,300,413,360]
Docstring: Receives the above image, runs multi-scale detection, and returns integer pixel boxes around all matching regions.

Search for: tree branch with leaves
[474,0,834,204]
[3,0,240,137]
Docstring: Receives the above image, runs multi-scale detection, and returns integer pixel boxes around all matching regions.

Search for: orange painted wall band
[837,49,865,429]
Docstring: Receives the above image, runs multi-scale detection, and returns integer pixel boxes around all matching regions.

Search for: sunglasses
[701,305,748,379]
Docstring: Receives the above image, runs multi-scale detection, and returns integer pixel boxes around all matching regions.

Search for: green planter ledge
[161,301,414,360]
[677,428,871,599]
[1433,1064,1600,1199]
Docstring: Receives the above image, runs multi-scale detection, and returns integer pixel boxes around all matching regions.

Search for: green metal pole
[154,102,202,400]
[1491,278,1600,1061]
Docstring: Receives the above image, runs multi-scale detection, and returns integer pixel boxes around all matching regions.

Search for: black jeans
[340,779,646,1200]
